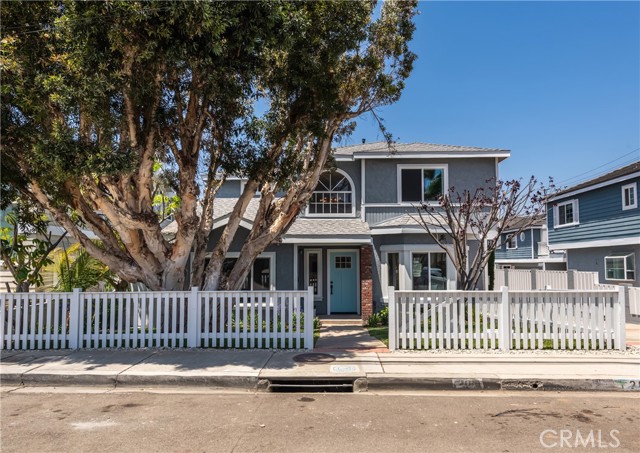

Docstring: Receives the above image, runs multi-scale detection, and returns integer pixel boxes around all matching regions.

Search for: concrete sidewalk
[1,348,639,393]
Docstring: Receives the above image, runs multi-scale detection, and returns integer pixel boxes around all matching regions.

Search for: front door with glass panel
[329,251,358,313]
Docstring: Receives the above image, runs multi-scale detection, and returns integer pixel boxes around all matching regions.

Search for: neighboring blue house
[494,216,566,270]
[546,161,640,287]
[177,142,511,319]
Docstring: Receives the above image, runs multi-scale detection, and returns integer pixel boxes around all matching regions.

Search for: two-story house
[546,161,640,287]
[494,216,566,271]
[201,142,510,319]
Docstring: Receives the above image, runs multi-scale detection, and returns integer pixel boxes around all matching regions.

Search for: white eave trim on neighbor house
[334,151,511,162]
[549,236,640,250]
[280,236,372,244]
[547,171,640,202]
[495,258,566,264]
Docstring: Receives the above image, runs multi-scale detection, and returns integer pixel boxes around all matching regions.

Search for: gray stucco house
[546,161,640,287]
[204,142,511,319]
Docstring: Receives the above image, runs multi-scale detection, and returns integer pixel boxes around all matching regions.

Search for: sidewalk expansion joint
[113,351,158,387]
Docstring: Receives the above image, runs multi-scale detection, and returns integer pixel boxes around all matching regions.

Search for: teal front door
[329,251,358,313]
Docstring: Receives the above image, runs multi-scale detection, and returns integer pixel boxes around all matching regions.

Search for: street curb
[1,372,259,389]
[116,374,258,389]
[366,375,640,392]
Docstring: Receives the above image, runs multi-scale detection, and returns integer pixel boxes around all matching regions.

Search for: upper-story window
[553,199,579,228]
[505,235,517,249]
[397,165,448,204]
[307,169,354,216]
[622,182,637,210]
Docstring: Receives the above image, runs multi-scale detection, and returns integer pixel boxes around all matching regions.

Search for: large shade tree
[2,0,417,291]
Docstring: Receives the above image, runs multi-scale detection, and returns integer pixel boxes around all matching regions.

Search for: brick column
[360,245,373,321]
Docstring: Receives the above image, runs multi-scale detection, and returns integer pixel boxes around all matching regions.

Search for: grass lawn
[367,326,389,346]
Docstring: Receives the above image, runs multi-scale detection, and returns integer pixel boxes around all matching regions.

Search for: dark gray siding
[217,180,241,198]
[364,158,497,204]
[568,245,640,287]
[206,226,294,290]
[548,177,640,245]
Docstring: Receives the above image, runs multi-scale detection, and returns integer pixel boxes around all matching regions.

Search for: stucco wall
[567,245,640,287]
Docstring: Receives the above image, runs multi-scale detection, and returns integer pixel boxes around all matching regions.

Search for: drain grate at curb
[259,377,367,393]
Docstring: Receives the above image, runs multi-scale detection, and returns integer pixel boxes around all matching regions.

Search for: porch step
[318,315,364,327]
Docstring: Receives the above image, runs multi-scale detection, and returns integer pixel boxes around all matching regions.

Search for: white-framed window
[605,253,635,281]
[553,199,579,227]
[622,182,637,210]
[307,169,355,216]
[519,232,526,242]
[397,164,448,204]
[304,249,323,300]
[205,252,275,290]
[506,235,517,249]
[239,180,261,198]
[411,252,448,290]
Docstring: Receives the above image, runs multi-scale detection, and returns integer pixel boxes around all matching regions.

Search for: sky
[349,1,640,188]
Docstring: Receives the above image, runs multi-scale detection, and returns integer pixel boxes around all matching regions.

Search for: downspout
[360,158,366,222]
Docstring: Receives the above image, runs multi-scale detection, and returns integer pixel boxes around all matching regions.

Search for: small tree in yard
[414,177,551,291]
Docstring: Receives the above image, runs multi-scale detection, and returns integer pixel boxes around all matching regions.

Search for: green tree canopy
[2,0,417,290]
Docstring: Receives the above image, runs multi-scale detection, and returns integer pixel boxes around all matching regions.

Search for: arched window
[308,169,354,216]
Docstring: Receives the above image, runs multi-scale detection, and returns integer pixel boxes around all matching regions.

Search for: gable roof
[549,161,640,201]
[333,141,511,161]
[503,215,546,232]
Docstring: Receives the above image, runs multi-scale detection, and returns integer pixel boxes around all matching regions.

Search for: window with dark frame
[400,167,445,203]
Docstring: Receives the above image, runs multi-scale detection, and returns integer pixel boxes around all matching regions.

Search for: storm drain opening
[268,378,355,393]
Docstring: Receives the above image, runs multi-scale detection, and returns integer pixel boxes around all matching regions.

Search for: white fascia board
[370,227,449,235]
[495,258,566,264]
[336,151,511,161]
[281,236,372,244]
[212,217,254,231]
[549,236,640,250]
[547,171,640,202]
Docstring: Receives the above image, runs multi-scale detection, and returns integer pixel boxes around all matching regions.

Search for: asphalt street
[1,389,638,452]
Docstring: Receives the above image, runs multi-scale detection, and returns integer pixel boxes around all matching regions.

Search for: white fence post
[187,287,199,348]
[498,286,510,351]
[304,286,314,350]
[68,288,81,349]
[617,286,626,351]
[388,286,396,351]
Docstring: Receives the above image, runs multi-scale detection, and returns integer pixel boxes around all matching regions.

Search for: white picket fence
[389,287,626,351]
[495,268,616,290]
[0,288,314,351]
[630,287,640,317]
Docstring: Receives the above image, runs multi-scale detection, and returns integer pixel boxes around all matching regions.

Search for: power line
[556,148,640,187]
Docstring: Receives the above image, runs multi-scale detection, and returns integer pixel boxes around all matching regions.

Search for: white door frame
[327,248,360,315]
[303,248,323,301]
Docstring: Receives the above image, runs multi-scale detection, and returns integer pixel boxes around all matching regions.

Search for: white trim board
[281,237,372,244]
[334,151,511,161]
[550,237,640,250]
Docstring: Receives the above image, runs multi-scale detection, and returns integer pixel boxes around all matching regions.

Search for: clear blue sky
[349,1,640,187]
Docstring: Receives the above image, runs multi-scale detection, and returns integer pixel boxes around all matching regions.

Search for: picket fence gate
[389,287,626,351]
[0,287,315,351]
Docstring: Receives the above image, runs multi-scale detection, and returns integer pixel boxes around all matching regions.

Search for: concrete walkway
[314,323,388,352]
[1,348,638,392]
